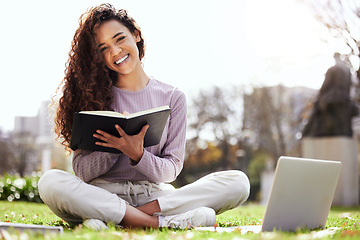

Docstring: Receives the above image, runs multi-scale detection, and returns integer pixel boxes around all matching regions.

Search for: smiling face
[94,20,142,76]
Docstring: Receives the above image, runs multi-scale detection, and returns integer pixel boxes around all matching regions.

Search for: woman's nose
[111,45,122,57]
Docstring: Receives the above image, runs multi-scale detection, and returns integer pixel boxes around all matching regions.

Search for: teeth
[115,55,129,65]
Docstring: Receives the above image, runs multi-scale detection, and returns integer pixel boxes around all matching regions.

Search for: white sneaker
[160,207,216,229]
[83,219,109,231]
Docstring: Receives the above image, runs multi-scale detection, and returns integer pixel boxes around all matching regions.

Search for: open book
[70,106,170,153]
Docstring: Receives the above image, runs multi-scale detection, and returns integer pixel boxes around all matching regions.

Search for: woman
[38,3,250,230]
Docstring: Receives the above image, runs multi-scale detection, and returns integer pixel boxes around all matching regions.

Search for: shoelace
[164,210,196,228]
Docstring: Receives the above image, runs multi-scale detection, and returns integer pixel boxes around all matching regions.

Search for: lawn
[1,201,360,239]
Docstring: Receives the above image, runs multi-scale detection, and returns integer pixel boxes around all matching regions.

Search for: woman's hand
[93,124,149,162]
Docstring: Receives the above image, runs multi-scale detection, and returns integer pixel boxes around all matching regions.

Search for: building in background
[12,100,68,175]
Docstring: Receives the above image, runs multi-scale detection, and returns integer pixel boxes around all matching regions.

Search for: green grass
[1,201,360,239]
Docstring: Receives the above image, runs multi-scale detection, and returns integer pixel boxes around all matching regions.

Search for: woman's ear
[133,30,141,43]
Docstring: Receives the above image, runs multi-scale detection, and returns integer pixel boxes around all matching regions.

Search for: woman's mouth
[115,54,129,65]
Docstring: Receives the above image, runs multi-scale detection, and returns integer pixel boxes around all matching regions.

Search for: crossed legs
[38,169,250,228]
[121,203,159,228]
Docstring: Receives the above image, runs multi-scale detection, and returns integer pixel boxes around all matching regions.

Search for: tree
[187,86,243,170]
[10,132,37,177]
[0,130,13,175]
[242,85,310,163]
[243,86,284,162]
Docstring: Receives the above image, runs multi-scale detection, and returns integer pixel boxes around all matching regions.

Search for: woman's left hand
[93,124,149,162]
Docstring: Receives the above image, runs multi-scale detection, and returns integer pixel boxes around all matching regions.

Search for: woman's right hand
[93,123,149,162]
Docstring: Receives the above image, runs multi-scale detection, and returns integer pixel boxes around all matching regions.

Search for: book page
[80,105,170,119]
[80,111,125,118]
[126,105,170,118]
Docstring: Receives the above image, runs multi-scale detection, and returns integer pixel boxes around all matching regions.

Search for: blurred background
[0,0,359,202]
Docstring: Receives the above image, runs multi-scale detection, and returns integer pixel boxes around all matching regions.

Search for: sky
[0,0,345,132]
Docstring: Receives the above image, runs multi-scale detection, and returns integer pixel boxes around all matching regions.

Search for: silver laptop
[261,156,341,231]
[196,156,342,233]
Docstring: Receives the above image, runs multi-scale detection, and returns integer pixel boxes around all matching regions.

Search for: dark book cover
[70,106,170,153]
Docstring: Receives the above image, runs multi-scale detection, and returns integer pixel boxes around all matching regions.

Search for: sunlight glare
[243,0,326,60]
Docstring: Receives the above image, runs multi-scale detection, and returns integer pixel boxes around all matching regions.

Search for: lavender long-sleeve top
[72,78,187,183]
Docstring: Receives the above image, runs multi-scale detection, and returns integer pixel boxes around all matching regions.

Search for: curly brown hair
[54,3,146,151]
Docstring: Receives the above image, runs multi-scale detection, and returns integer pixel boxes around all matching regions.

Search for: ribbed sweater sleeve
[72,150,119,182]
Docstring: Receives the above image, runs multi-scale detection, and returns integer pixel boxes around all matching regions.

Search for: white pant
[38,169,250,226]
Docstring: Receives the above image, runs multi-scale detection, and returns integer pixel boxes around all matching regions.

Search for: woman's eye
[100,46,108,53]
[117,36,126,43]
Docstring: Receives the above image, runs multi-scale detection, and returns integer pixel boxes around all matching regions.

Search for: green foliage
[247,152,268,186]
[0,173,42,203]
[247,152,268,201]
